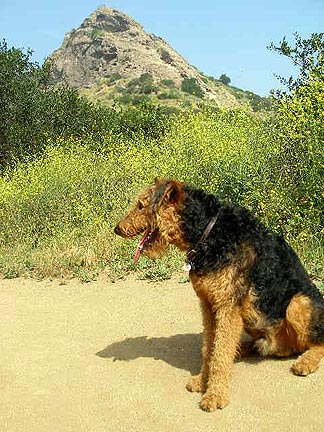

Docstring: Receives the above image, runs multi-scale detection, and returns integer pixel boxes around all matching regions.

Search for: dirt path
[1,274,323,431]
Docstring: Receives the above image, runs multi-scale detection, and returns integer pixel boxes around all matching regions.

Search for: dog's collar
[184,215,218,271]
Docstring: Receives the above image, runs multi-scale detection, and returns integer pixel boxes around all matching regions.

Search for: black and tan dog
[114,178,324,412]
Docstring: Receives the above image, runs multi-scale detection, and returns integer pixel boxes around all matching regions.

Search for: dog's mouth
[133,228,158,263]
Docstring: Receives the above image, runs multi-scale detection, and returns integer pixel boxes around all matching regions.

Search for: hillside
[49,7,270,111]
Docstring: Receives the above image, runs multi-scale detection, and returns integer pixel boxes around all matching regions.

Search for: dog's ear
[153,179,183,210]
[163,181,181,204]
[154,177,168,187]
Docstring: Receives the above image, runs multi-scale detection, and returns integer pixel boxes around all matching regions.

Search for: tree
[0,40,109,169]
[219,73,231,86]
[268,32,324,97]
[267,33,324,237]
[0,40,171,171]
[0,40,47,167]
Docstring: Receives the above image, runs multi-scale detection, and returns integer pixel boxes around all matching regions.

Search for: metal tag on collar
[183,262,192,271]
[184,249,197,272]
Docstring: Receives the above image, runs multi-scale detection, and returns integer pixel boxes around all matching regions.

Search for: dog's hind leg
[285,293,324,375]
[287,294,324,375]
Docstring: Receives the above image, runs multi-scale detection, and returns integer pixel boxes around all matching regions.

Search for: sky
[1,0,323,96]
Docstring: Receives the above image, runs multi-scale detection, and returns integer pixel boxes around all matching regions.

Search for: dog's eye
[138,201,144,210]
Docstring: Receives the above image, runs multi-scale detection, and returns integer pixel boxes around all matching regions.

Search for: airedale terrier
[114,178,324,412]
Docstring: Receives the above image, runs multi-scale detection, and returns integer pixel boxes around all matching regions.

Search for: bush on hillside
[219,73,231,85]
[126,73,155,95]
[181,77,204,98]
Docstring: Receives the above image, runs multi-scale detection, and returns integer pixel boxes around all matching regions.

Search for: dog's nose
[114,226,122,236]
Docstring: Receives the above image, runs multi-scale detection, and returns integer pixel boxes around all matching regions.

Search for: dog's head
[114,178,189,262]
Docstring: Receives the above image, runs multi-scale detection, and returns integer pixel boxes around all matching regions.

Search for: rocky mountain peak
[49,7,266,110]
[81,7,141,34]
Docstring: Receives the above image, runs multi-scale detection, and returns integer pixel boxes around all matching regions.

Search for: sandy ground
[1,274,323,432]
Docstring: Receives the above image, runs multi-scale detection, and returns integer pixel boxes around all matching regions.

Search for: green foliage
[219,73,231,85]
[0,38,323,282]
[0,41,170,170]
[266,32,324,245]
[206,75,222,85]
[0,40,46,168]
[117,92,132,104]
[90,29,106,40]
[268,69,324,241]
[113,102,170,138]
[246,91,273,111]
[181,77,204,98]
[268,32,324,97]
[107,72,122,83]
[160,79,175,88]
[132,95,150,105]
[0,40,109,169]
[0,105,322,280]
[157,90,179,100]
[126,73,155,95]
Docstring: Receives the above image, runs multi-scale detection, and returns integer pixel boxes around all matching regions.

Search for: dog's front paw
[186,373,206,393]
[199,389,229,412]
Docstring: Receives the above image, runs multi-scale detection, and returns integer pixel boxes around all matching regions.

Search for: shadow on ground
[96,333,271,375]
[97,333,202,374]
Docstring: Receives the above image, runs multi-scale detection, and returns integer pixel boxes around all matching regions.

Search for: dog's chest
[189,267,237,308]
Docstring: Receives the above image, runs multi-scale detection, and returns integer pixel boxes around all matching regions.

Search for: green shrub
[126,73,154,95]
[0,39,323,282]
[181,77,204,98]
[1,105,322,280]
[117,93,132,104]
[157,90,179,100]
[0,41,170,171]
[108,72,122,83]
[219,73,231,85]
[160,79,175,88]
[0,40,114,169]
[90,29,106,40]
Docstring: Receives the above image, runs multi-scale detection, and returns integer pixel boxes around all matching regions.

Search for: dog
[114,178,324,411]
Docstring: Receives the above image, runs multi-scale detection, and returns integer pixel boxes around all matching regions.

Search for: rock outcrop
[50,7,264,109]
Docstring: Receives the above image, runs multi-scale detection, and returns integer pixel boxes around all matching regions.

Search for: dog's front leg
[187,299,215,393]
[200,305,243,412]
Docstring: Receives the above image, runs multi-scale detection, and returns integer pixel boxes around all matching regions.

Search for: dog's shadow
[97,333,202,375]
[96,333,263,375]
